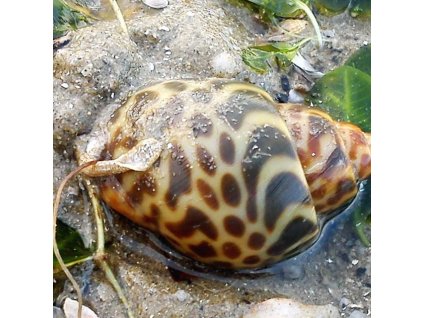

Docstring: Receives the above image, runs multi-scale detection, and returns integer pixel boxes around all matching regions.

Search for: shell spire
[276,103,371,214]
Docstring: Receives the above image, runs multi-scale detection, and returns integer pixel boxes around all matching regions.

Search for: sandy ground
[53,1,371,317]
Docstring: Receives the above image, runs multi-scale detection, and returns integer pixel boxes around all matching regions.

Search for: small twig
[108,0,130,39]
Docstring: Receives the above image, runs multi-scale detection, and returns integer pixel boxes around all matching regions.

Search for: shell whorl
[276,103,371,214]
[86,79,370,269]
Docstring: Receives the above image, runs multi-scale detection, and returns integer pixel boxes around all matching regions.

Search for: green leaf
[246,0,311,17]
[307,65,371,132]
[242,38,310,74]
[313,0,350,16]
[53,0,89,38]
[352,178,371,247]
[345,45,371,75]
[54,220,93,271]
[244,0,322,47]
[349,0,371,18]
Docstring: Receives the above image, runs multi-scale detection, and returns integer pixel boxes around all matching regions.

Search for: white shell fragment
[142,0,169,9]
[292,53,324,79]
[63,298,99,318]
[243,298,340,318]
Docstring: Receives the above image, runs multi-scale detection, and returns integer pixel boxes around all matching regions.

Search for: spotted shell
[78,79,371,269]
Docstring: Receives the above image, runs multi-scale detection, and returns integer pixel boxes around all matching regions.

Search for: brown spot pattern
[189,241,217,258]
[197,179,219,210]
[264,172,312,231]
[221,174,241,206]
[248,232,266,250]
[223,215,245,237]
[192,113,213,138]
[165,143,192,209]
[267,217,317,256]
[196,145,217,176]
[242,125,297,222]
[219,133,235,164]
[166,206,218,240]
[222,242,241,259]
[243,255,261,265]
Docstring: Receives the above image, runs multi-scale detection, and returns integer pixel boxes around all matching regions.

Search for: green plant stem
[294,0,323,48]
[84,179,135,318]
[54,256,95,274]
[97,261,136,318]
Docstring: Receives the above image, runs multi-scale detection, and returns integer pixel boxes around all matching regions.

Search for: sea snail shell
[77,79,371,269]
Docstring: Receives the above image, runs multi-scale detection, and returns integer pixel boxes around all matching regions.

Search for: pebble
[243,298,340,318]
[339,297,351,310]
[348,310,367,318]
[173,289,191,302]
[53,306,65,318]
[211,52,238,77]
[61,83,69,89]
[142,0,168,9]
[63,298,98,318]
[159,25,170,32]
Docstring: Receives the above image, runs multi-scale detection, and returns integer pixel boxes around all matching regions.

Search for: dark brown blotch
[196,145,217,176]
[166,206,218,240]
[264,172,312,231]
[192,113,213,138]
[324,146,348,178]
[127,172,157,206]
[189,241,217,258]
[327,178,357,206]
[163,81,188,92]
[246,197,257,223]
[221,174,241,207]
[242,125,297,223]
[222,242,241,259]
[248,232,266,250]
[243,255,261,265]
[165,143,192,209]
[267,217,318,256]
[311,184,327,200]
[210,261,233,269]
[220,132,236,164]
[197,179,219,210]
[141,203,160,228]
[223,215,245,237]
